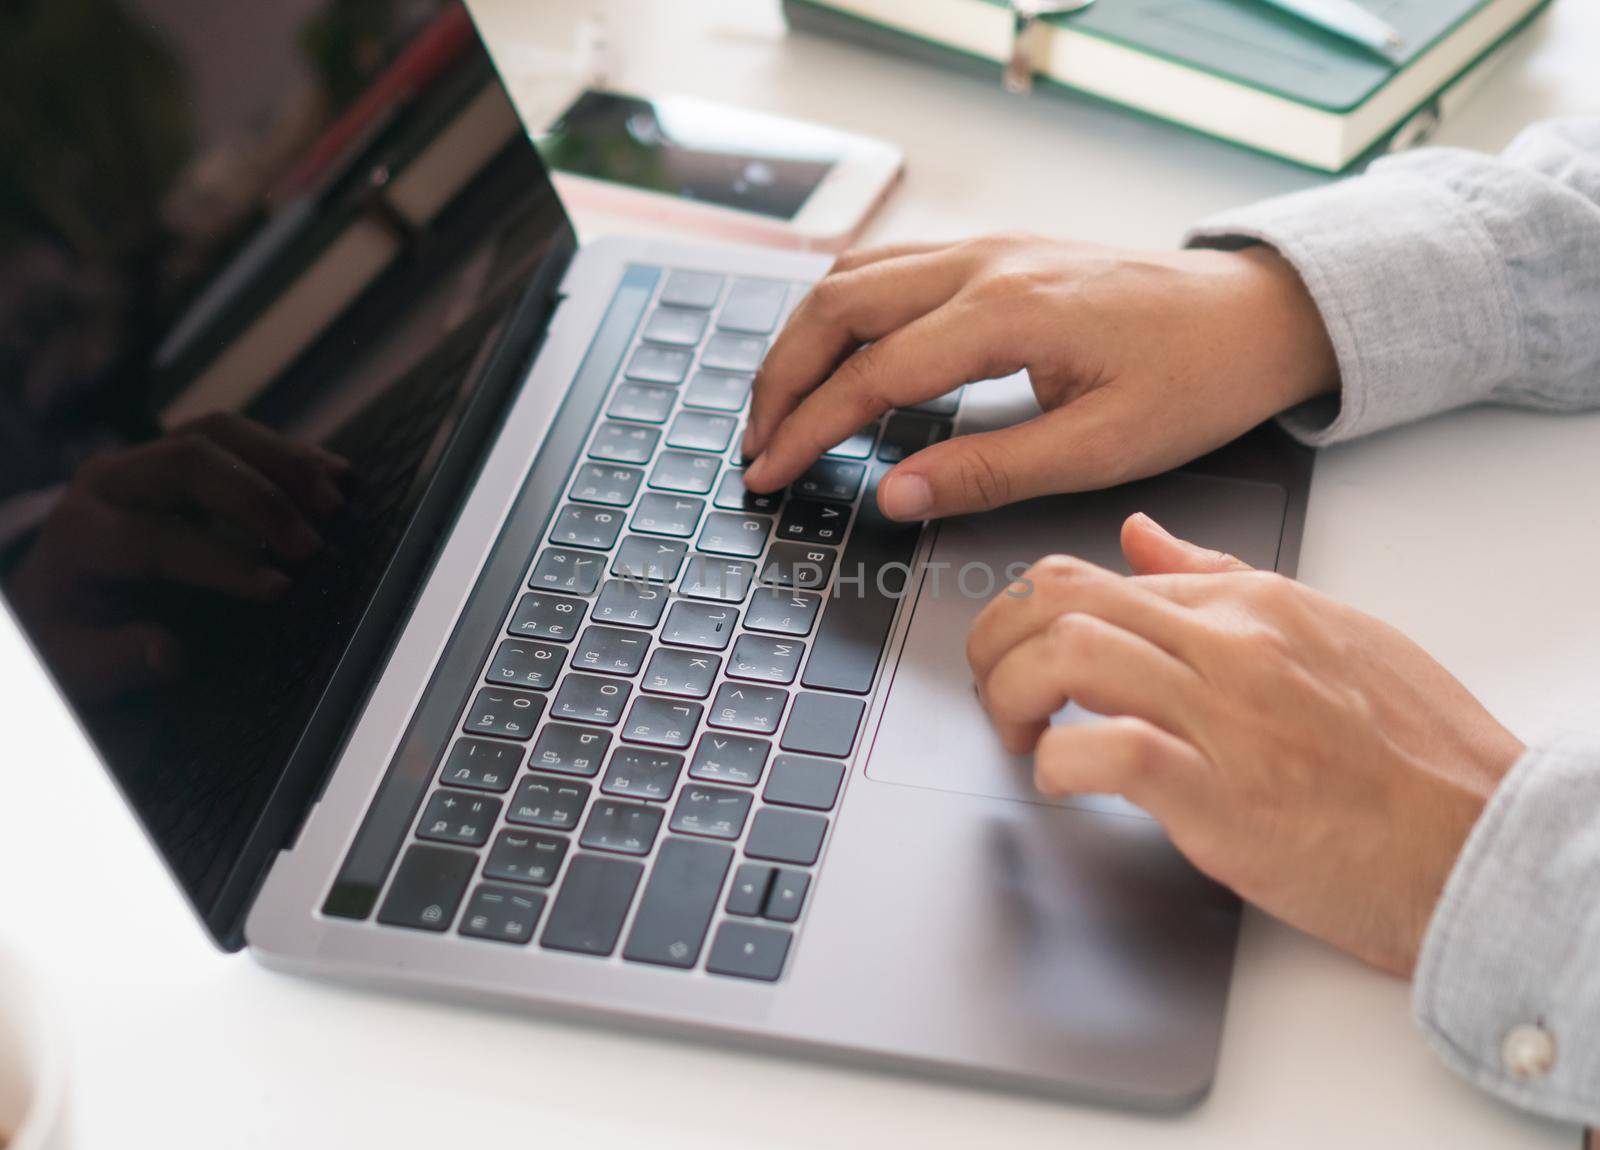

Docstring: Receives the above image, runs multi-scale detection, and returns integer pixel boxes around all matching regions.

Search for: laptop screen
[0,1,574,939]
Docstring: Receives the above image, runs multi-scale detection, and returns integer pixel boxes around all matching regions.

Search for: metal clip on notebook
[1004,0,1095,94]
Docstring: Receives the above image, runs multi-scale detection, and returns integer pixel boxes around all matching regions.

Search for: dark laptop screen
[0,0,574,938]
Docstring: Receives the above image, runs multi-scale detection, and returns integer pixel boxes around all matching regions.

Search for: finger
[88,438,324,563]
[1121,512,1253,575]
[966,554,1201,684]
[828,240,953,275]
[1032,716,1208,816]
[94,508,294,599]
[873,414,1075,521]
[53,621,185,701]
[978,612,1202,753]
[178,412,349,517]
[746,297,1018,492]
[745,246,980,459]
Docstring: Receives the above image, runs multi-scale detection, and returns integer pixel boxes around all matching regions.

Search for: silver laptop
[0,1,1310,1110]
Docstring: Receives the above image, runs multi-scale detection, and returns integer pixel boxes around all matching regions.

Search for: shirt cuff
[1412,736,1600,1125]
[1185,172,1523,447]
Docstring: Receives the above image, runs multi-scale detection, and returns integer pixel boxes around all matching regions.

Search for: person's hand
[966,513,1525,975]
[7,413,348,699]
[741,235,1338,519]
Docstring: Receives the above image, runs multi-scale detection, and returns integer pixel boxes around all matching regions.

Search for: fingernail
[879,473,933,521]
[1132,511,1173,538]
[257,568,293,597]
[743,454,768,486]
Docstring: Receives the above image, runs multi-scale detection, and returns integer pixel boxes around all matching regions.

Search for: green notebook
[783,0,1555,170]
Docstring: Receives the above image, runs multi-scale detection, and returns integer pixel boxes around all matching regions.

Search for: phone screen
[538,90,843,220]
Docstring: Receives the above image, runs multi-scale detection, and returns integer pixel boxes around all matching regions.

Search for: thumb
[875,417,1069,521]
[1120,512,1253,575]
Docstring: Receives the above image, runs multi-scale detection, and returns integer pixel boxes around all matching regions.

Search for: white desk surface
[4,2,1597,1146]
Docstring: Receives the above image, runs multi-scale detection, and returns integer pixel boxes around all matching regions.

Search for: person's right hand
[7,413,348,699]
[741,234,1340,520]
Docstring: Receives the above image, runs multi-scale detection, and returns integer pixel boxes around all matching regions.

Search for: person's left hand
[966,513,1526,974]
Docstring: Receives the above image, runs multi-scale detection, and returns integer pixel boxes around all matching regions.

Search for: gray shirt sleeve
[1185,117,1600,445]
[1183,119,1600,1124]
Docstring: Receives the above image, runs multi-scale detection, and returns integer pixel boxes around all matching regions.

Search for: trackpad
[866,472,1287,813]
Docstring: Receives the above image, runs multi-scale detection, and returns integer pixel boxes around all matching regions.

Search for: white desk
[4,1,1597,1146]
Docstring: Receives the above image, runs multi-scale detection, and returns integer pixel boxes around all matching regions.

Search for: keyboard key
[459,884,545,945]
[689,733,771,786]
[481,636,562,700]
[661,601,739,650]
[569,462,644,507]
[609,381,678,423]
[876,413,949,463]
[706,921,791,981]
[823,425,877,460]
[712,470,781,514]
[726,864,775,916]
[677,554,756,602]
[666,410,737,453]
[708,683,788,735]
[794,458,866,502]
[801,477,920,693]
[660,269,724,310]
[550,503,625,550]
[530,723,611,777]
[623,838,733,969]
[648,449,720,494]
[590,421,661,465]
[776,499,850,546]
[684,369,752,412]
[625,345,692,384]
[572,625,650,676]
[462,685,546,739]
[631,492,704,538]
[621,696,704,749]
[728,634,804,684]
[611,535,688,583]
[763,869,811,923]
[377,845,476,931]
[541,854,643,956]
[745,808,828,866]
[763,754,846,810]
[593,579,668,628]
[701,332,766,373]
[438,737,521,792]
[529,546,603,594]
[668,784,752,840]
[642,305,709,347]
[717,278,787,334]
[601,746,685,800]
[509,592,587,642]
[485,828,569,886]
[416,790,501,846]
[551,673,631,726]
[760,542,836,590]
[641,648,721,698]
[580,799,664,855]
[743,588,822,636]
[507,775,591,831]
[782,692,866,758]
[698,511,772,558]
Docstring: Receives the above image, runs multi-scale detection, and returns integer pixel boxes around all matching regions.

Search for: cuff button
[1501,1023,1558,1080]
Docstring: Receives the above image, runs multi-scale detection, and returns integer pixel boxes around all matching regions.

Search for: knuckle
[952,444,1014,510]
[1047,610,1098,656]
[1029,553,1095,593]
[1113,718,1167,784]
[805,274,857,322]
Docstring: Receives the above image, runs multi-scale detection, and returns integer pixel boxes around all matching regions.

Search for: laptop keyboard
[357,267,958,979]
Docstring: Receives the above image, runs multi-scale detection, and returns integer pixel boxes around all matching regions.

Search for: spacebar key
[800,468,922,695]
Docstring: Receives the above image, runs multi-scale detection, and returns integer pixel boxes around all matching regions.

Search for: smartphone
[536,89,903,250]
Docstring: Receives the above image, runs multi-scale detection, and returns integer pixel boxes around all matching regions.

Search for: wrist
[1230,245,1340,412]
